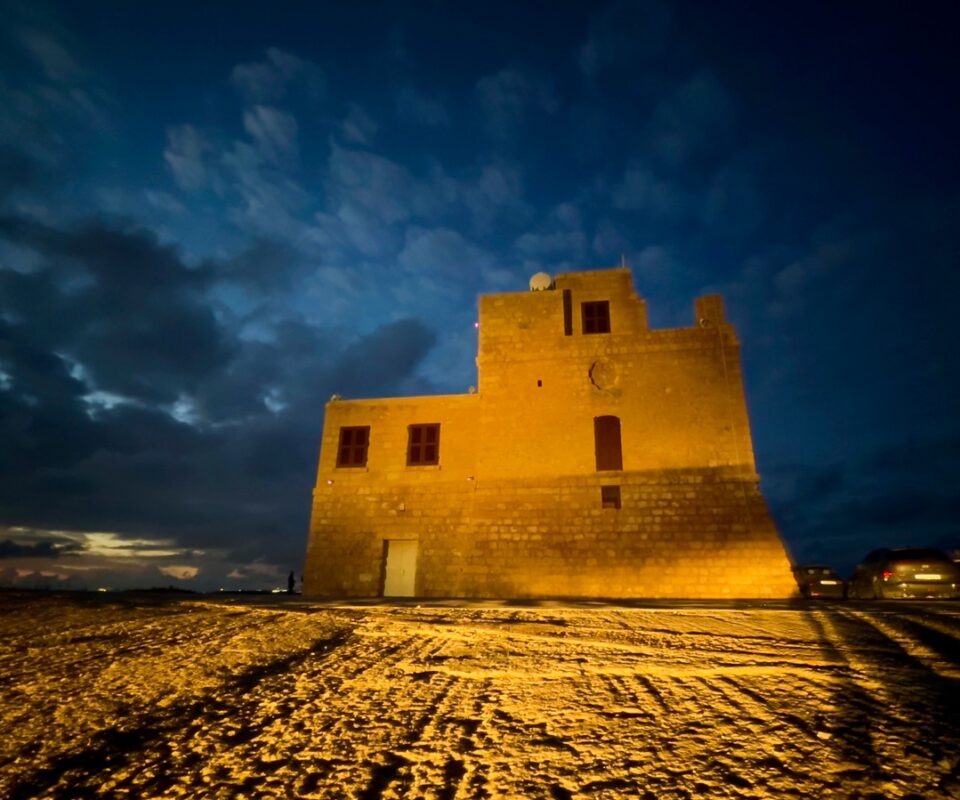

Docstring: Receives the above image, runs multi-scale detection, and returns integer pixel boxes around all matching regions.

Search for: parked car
[848,548,960,600]
[792,565,846,599]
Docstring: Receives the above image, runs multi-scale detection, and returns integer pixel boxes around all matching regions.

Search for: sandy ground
[1,592,959,799]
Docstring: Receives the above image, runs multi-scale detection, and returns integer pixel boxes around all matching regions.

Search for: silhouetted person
[288,570,295,594]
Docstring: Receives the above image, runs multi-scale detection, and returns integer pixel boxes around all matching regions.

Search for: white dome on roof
[529,272,554,291]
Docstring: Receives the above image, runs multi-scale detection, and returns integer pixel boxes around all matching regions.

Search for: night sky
[1,0,958,591]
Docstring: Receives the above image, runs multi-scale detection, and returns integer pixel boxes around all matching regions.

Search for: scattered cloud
[0,13,111,161]
[0,144,52,202]
[703,161,764,237]
[395,86,450,128]
[475,67,559,141]
[611,161,692,220]
[0,213,229,405]
[0,205,444,587]
[17,27,82,83]
[219,140,315,242]
[0,535,83,559]
[82,532,183,559]
[326,143,427,226]
[243,105,299,165]
[158,564,200,580]
[339,104,378,145]
[230,47,325,102]
[398,226,497,287]
[512,202,587,264]
[164,124,214,191]
[328,319,436,399]
[647,70,736,168]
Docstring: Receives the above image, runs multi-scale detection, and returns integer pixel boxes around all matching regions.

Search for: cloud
[459,162,530,233]
[318,145,454,257]
[395,86,450,128]
[81,531,184,558]
[211,238,300,294]
[633,245,673,285]
[326,143,429,225]
[220,140,314,241]
[767,449,960,574]
[0,536,83,559]
[158,564,199,580]
[316,149,531,265]
[703,161,764,237]
[17,27,82,82]
[328,319,436,399]
[475,67,559,140]
[647,70,735,168]
[611,161,692,219]
[0,213,231,405]
[0,207,446,585]
[591,220,631,261]
[164,124,213,191]
[0,144,52,204]
[164,82,317,241]
[339,104,378,145]
[230,47,325,102]
[512,203,587,263]
[243,105,299,165]
[397,226,498,285]
[0,14,111,161]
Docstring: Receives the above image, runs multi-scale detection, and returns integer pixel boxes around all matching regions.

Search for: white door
[383,540,417,597]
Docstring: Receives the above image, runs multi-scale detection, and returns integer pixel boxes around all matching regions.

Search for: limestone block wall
[476,326,756,479]
[305,468,795,599]
[446,471,794,599]
[305,480,475,596]
[304,394,480,596]
[303,267,797,599]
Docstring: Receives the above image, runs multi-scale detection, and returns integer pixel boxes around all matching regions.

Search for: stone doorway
[382,539,417,597]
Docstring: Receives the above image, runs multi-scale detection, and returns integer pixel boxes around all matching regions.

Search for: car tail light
[882,570,894,579]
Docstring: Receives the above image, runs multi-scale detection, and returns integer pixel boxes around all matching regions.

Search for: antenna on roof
[620,253,627,268]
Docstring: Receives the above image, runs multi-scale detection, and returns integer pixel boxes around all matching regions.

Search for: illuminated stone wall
[304,267,797,599]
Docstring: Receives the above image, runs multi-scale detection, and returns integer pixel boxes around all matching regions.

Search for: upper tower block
[476,267,649,367]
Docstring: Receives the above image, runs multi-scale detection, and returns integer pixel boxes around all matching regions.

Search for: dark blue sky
[1,0,958,590]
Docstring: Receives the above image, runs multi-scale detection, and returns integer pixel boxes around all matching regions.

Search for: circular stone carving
[588,359,619,391]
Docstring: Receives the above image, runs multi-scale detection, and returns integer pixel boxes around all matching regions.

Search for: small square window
[407,423,440,465]
[601,485,621,509]
[582,301,611,334]
[337,426,370,467]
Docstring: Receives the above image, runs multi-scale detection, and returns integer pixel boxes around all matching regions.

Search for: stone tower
[304,267,797,599]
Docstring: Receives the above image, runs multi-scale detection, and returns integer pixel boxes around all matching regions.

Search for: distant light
[473,321,479,329]
[97,587,109,592]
